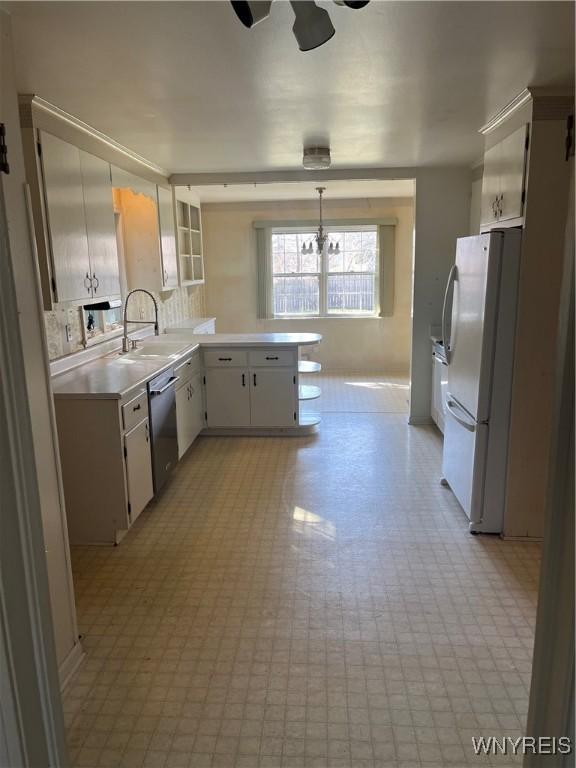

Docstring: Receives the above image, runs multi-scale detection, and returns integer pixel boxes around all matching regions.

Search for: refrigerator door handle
[442,264,458,364]
[445,395,476,432]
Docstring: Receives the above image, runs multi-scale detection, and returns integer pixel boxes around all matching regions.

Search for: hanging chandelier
[301,187,340,256]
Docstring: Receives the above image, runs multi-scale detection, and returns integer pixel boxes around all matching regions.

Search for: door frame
[0,9,69,765]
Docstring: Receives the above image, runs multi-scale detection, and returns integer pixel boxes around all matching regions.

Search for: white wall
[409,169,472,423]
[202,197,414,374]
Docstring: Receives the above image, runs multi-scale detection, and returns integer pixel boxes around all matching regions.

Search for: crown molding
[19,94,169,178]
[480,86,574,135]
[479,89,532,135]
[170,168,418,186]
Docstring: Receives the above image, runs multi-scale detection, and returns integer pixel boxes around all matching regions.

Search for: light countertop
[164,332,322,347]
[52,332,322,400]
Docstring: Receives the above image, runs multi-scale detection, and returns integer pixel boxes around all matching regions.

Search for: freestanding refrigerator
[441,229,522,533]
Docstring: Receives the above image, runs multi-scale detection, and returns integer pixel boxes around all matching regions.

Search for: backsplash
[45,284,206,360]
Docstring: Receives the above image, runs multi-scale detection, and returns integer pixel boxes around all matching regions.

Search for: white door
[205,368,250,427]
[448,233,502,421]
[176,372,204,457]
[442,398,488,525]
[124,418,154,523]
[499,124,528,222]
[157,186,179,289]
[249,368,296,427]
[80,151,120,299]
[40,131,91,302]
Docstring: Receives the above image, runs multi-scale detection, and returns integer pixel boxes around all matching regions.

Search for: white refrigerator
[441,229,522,533]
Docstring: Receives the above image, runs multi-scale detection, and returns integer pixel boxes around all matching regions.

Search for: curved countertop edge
[52,332,322,400]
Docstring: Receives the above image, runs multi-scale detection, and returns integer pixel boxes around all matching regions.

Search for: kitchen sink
[130,342,190,357]
[116,341,192,359]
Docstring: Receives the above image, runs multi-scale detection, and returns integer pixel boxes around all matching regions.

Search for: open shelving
[298,354,322,429]
[175,195,204,286]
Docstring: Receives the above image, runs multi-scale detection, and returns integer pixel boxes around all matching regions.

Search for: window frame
[270,224,380,319]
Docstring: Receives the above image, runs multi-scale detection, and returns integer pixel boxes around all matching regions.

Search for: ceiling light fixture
[230,0,370,50]
[230,0,272,28]
[301,187,340,256]
[303,145,331,170]
[290,1,335,51]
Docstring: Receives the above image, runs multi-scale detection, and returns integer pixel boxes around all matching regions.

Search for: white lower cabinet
[55,389,154,544]
[124,418,154,523]
[176,372,204,457]
[205,368,251,427]
[203,347,298,429]
[250,368,297,427]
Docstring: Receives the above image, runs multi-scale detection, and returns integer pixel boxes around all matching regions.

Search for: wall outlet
[64,324,73,344]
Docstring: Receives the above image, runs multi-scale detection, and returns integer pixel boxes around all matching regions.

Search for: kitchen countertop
[52,332,322,400]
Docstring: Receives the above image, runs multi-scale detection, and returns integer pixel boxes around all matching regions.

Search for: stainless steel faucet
[122,289,160,353]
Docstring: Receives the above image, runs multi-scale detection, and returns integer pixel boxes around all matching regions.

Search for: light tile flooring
[64,373,541,768]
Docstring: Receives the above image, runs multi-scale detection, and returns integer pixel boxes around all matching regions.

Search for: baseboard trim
[202,425,319,437]
[408,416,434,426]
[58,641,84,692]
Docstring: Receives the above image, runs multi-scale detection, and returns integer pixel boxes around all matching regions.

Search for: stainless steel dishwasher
[147,368,179,492]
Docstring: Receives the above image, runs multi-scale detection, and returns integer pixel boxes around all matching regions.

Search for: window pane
[326,229,377,273]
[301,248,320,273]
[272,232,320,274]
[271,234,284,274]
[327,274,375,314]
[273,276,320,315]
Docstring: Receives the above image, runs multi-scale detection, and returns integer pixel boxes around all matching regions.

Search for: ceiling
[7,1,574,174]
[189,179,415,203]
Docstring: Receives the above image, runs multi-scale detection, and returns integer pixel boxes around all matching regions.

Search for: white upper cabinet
[480,143,501,227]
[39,131,121,303]
[79,151,120,299]
[499,127,529,222]
[40,132,92,302]
[174,189,205,286]
[480,124,529,227]
[157,186,179,289]
[113,167,179,293]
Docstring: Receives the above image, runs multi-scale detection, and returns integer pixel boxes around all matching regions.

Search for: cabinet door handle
[265,356,279,361]
[253,373,257,386]
[492,198,498,219]
[242,373,246,387]
[164,268,169,284]
[133,403,141,412]
[218,357,232,362]
[84,272,91,293]
[498,193,504,217]
[92,273,99,292]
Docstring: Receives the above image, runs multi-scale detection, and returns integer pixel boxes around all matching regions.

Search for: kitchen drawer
[248,349,296,367]
[174,349,201,385]
[122,391,148,432]
[203,348,248,367]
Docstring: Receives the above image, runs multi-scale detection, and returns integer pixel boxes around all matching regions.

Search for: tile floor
[64,373,541,768]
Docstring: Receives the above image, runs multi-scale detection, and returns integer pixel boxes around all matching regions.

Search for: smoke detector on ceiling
[303,146,331,170]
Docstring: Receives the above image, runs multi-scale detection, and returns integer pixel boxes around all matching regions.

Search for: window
[271,226,378,317]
